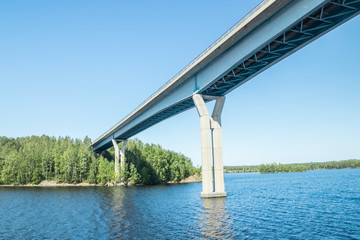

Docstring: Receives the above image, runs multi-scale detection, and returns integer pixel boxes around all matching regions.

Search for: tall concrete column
[112,139,128,182]
[211,97,225,194]
[193,94,226,198]
[112,139,120,181]
[120,140,128,178]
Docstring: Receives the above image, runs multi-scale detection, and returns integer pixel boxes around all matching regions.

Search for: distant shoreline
[225,167,360,173]
[224,159,360,174]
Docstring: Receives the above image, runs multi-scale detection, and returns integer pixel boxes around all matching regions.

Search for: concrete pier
[193,94,226,198]
[112,139,128,182]
[120,140,128,179]
[112,139,120,181]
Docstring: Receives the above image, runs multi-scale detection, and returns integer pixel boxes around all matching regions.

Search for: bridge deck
[92,0,359,152]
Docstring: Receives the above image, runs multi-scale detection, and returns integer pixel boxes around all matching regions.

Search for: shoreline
[0,175,202,188]
[0,181,100,187]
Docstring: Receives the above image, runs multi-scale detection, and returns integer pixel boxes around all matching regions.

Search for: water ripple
[1,169,359,239]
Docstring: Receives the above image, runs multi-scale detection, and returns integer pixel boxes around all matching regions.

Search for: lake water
[1,169,359,239]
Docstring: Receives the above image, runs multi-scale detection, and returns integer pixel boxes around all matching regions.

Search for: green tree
[97,156,114,184]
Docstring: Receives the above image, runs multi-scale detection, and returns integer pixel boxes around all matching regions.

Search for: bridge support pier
[193,94,226,198]
[112,139,128,182]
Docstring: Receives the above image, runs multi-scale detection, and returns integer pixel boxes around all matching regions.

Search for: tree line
[259,163,307,173]
[225,159,360,174]
[0,135,199,185]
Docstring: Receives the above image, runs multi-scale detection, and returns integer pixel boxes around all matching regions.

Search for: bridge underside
[95,0,359,152]
[204,0,360,96]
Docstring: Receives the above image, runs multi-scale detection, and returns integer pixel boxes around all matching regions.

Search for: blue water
[1,169,359,239]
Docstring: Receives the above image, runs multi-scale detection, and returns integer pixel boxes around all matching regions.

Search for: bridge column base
[201,192,227,198]
[193,94,226,198]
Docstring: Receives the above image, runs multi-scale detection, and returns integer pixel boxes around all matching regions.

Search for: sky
[0,1,359,167]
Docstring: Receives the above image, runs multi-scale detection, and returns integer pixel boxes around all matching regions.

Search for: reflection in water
[100,187,132,239]
[199,197,234,239]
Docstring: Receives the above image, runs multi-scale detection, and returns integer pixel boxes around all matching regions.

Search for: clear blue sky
[1,1,359,166]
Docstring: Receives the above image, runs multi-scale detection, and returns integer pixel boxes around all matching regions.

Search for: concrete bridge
[92,0,360,197]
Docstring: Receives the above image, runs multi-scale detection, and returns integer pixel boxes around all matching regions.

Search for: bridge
[92,0,360,197]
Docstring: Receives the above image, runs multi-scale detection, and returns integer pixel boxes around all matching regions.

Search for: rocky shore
[167,174,202,184]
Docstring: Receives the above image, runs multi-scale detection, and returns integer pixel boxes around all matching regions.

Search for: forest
[0,135,199,185]
[1,135,358,184]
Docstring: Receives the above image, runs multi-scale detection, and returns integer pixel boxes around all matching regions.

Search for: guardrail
[94,0,270,143]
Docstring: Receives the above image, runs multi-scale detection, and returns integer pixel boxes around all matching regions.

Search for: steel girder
[203,0,360,96]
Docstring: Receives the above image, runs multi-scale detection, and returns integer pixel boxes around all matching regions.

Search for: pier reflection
[199,197,234,239]
[98,187,131,238]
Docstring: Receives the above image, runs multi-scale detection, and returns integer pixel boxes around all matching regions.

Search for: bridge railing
[96,0,270,142]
